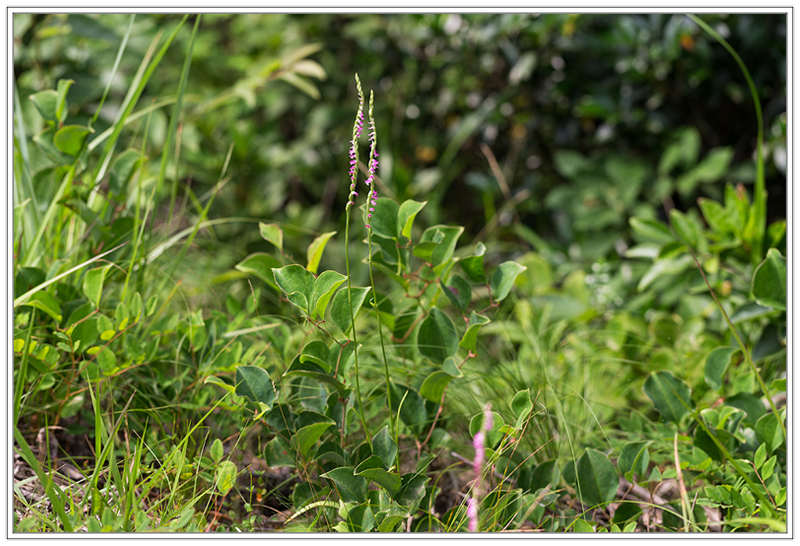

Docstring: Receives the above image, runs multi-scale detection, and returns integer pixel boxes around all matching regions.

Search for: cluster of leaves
[223,191,529,531]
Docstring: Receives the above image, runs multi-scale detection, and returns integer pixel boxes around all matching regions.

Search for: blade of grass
[120,98,156,302]
[90,14,135,128]
[80,392,135,510]
[13,309,36,426]
[164,144,233,280]
[165,14,201,228]
[13,427,74,531]
[92,15,188,189]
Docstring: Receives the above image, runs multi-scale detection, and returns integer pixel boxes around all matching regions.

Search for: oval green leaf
[704,346,740,391]
[417,308,458,364]
[575,448,618,507]
[751,248,786,311]
[306,231,336,275]
[490,261,527,302]
[643,371,694,425]
[235,365,277,408]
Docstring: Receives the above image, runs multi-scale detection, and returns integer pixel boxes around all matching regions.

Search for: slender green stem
[345,211,370,443]
[367,230,397,462]
[687,14,765,263]
[686,247,785,438]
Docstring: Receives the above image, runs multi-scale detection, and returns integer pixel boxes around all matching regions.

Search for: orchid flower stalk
[343,74,369,442]
[364,89,397,462]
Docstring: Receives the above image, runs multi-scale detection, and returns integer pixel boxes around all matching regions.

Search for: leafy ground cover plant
[13,13,785,534]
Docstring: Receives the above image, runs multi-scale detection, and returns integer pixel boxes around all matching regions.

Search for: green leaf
[312,270,347,320]
[704,346,740,391]
[330,287,370,334]
[573,519,594,533]
[355,456,402,497]
[264,435,295,468]
[55,79,74,123]
[83,265,112,308]
[389,383,428,432]
[235,365,277,408]
[370,198,400,239]
[753,444,767,470]
[618,441,651,480]
[395,473,430,509]
[419,225,464,267]
[377,503,408,532]
[417,308,458,364]
[279,71,320,100]
[612,503,643,527]
[751,248,786,311]
[316,442,349,466]
[203,375,236,392]
[412,241,437,263]
[575,448,618,507]
[299,340,331,372]
[528,460,560,493]
[321,467,367,504]
[755,413,784,454]
[637,254,694,291]
[33,128,71,164]
[259,222,283,252]
[511,389,533,429]
[553,150,588,178]
[398,200,427,241]
[643,371,694,425]
[490,261,526,302]
[284,356,348,394]
[306,231,336,275]
[441,276,471,312]
[629,217,676,244]
[676,147,734,194]
[29,89,59,125]
[458,311,490,353]
[761,455,777,480]
[272,264,315,314]
[214,460,238,494]
[109,150,144,195]
[419,371,457,404]
[371,426,397,469]
[469,411,505,448]
[210,438,224,462]
[460,242,487,283]
[22,292,62,322]
[698,198,738,235]
[235,253,281,289]
[54,125,93,156]
[669,209,699,248]
[327,340,356,377]
[294,412,335,458]
[726,392,766,427]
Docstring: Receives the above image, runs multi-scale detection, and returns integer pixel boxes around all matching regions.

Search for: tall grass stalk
[686,14,765,264]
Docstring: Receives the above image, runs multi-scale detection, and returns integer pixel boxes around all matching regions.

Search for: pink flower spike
[467,497,478,532]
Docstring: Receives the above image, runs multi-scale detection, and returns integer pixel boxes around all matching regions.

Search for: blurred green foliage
[15,13,786,250]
